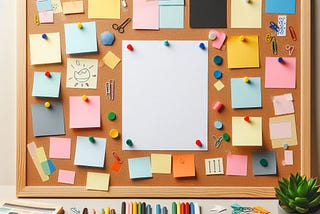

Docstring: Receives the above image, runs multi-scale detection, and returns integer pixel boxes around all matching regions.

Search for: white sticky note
[277,15,287,37]
[283,150,293,165]
[205,158,224,175]
[269,121,292,140]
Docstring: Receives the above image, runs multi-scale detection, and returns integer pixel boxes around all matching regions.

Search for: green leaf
[295,205,309,214]
[307,194,320,208]
[297,178,309,197]
[295,196,308,205]
[308,178,317,191]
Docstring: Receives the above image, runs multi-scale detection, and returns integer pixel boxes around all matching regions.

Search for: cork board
[16,0,311,197]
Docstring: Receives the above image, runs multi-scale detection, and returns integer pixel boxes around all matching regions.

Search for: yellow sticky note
[86,172,110,191]
[63,1,84,14]
[36,147,48,163]
[227,35,259,68]
[102,51,121,69]
[29,33,62,65]
[88,0,120,19]
[270,114,297,149]
[232,116,262,146]
[151,154,172,174]
[231,0,262,28]
[214,80,224,91]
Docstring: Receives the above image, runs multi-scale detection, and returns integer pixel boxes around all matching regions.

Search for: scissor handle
[112,23,119,30]
[118,27,124,33]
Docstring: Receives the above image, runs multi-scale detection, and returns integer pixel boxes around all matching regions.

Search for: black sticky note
[190,0,227,28]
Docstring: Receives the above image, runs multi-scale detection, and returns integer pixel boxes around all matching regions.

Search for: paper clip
[269,21,279,32]
[252,206,270,214]
[213,135,223,148]
[289,26,297,41]
[285,44,295,56]
[112,151,123,164]
[106,80,115,101]
[34,14,40,26]
[71,207,81,214]
[112,18,131,33]
[272,37,278,55]
[265,33,273,43]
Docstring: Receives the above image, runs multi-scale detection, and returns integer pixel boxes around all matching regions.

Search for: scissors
[112,18,131,33]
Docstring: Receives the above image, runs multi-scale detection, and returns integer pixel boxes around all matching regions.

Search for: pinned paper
[31,102,65,137]
[231,0,262,28]
[36,0,53,11]
[49,137,71,159]
[283,150,293,165]
[269,121,292,140]
[64,22,98,54]
[102,51,121,69]
[88,0,120,19]
[39,10,54,24]
[62,0,84,14]
[270,114,297,148]
[214,80,224,91]
[232,117,262,146]
[159,0,184,28]
[265,57,296,88]
[226,153,248,176]
[32,72,61,98]
[272,93,294,115]
[172,154,195,178]
[29,32,62,65]
[133,0,159,29]
[227,35,259,68]
[86,172,110,191]
[51,0,63,13]
[67,58,98,89]
[209,30,226,49]
[69,96,101,128]
[265,0,296,14]
[128,157,152,179]
[151,154,172,174]
[74,136,106,168]
[252,151,277,175]
[231,77,262,109]
[205,158,224,175]
[58,170,76,184]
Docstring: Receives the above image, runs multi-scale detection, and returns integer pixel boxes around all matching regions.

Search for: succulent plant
[275,173,320,213]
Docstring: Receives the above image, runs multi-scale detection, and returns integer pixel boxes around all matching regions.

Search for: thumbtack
[278,57,284,63]
[213,101,223,112]
[283,143,289,149]
[199,42,206,50]
[81,95,88,101]
[222,133,230,141]
[208,32,217,41]
[243,76,250,83]
[164,40,169,46]
[213,70,222,79]
[126,139,133,147]
[109,129,119,139]
[77,22,83,29]
[42,33,48,39]
[44,101,51,108]
[243,0,250,3]
[107,112,116,121]
[213,55,223,65]
[239,35,246,42]
[89,136,95,143]
[214,120,223,130]
[45,71,51,77]
[260,158,268,167]
[195,139,202,147]
[127,44,134,51]
[244,115,250,122]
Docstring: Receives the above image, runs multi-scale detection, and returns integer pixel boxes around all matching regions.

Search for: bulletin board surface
[17,0,311,198]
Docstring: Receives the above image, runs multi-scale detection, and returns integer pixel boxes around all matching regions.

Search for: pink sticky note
[133,0,159,29]
[39,10,54,24]
[49,137,71,159]
[284,150,293,165]
[58,170,75,184]
[269,121,292,140]
[210,30,226,49]
[265,57,296,88]
[272,93,295,115]
[226,154,248,176]
[69,96,101,128]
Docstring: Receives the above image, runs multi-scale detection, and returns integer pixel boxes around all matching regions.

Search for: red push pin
[244,115,250,122]
[195,139,202,147]
[45,71,51,77]
[127,44,134,51]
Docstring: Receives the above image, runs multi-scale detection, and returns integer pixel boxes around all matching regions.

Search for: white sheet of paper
[122,40,208,150]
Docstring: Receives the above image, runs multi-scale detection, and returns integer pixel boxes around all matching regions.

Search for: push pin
[127,44,134,51]
[243,76,250,83]
[283,143,289,150]
[199,42,206,50]
[77,22,83,29]
[109,129,119,139]
[260,158,268,167]
[213,101,223,112]
[45,71,51,77]
[81,95,88,101]
[89,136,95,143]
[214,70,222,79]
[126,139,133,147]
[108,112,116,121]
[244,115,250,122]
[164,40,170,46]
[213,55,223,65]
[222,133,230,141]
[42,33,48,39]
[278,57,284,63]
[208,32,217,41]
[239,35,246,42]
[214,120,223,130]
[243,0,250,3]
[44,101,51,108]
[195,140,202,147]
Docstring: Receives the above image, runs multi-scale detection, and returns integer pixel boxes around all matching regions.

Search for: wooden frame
[16,0,311,198]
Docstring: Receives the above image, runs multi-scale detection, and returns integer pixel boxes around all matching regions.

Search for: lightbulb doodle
[66,58,98,89]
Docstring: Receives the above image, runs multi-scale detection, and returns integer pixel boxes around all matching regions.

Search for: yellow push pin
[239,35,246,42]
[77,22,83,29]
[44,101,51,108]
[243,76,250,83]
[81,95,88,101]
[109,129,119,139]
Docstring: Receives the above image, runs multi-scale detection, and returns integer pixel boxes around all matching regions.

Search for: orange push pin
[77,22,83,29]
[244,115,250,122]
[109,129,119,139]
[81,95,88,101]
[44,101,51,108]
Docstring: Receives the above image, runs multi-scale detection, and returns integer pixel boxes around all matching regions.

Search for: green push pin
[222,133,230,141]
[89,136,95,143]
[107,112,116,121]
[126,139,133,147]
[260,158,268,167]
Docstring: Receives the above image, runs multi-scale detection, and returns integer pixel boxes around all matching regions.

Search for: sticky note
[209,30,226,49]
[39,10,54,24]
[277,15,287,37]
[64,22,98,54]
[102,51,121,69]
[32,72,61,98]
[86,172,110,191]
[214,80,224,91]
[41,161,51,176]
[49,137,71,159]
[159,0,184,28]
[226,153,247,176]
[272,93,294,115]
[151,154,172,174]
[69,96,100,128]
[62,1,84,14]
[66,58,98,89]
[283,150,293,165]
[29,32,62,65]
[47,160,56,173]
[51,0,63,13]
[232,117,262,146]
[252,151,277,175]
[270,114,298,148]
[128,157,152,179]
[172,154,195,178]
[231,77,262,109]
[133,0,159,29]
[36,0,53,11]
[269,121,292,140]
[88,0,120,19]
[31,102,65,137]
[74,136,106,168]
[205,158,224,175]
[58,170,76,184]
[231,0,262,28]
[227,35,259,68]
[37,147,47,163]
[27,142,49,182]
[265,0,296,14]
[265,57,296,88]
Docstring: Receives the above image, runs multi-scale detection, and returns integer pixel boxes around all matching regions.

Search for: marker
[180,203,185,214]
[105,207,110,214]
[111,209,115,214]
[83,208,88,214]
[138,202,141,214]
[162,206,167,214]
[185,203,190,214]
[89,209,96,214]
[172,202,177,214]
[156,204,161,214]
[121,202,126,214]
[127,202,132,214]
[146,205,151,214]
[177,202,181,214]
[190,203,195,214]
[194,203,200,214]
[133,202,137,214]
[141,202,146,214]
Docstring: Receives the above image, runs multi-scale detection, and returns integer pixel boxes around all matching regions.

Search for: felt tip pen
[141,202,146,214]
[105,207,110,214]
[133,202,137,214]
[177,202,181,214]
[172,202,177,214]
[146,204,151,214]
[185,202,190,214]
[194,203,200,214]
[162,206,167,214]
[127,202,131,214]
[190,202,195,214]
[121,202,126,214]
[138,202,142,214]
[180,203,185,214]
[111,209,115,214]
[156,204,161,214]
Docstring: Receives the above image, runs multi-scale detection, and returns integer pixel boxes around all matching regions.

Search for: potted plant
[275,173,320,213]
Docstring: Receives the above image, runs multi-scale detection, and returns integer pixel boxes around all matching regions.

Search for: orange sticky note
[172,154,195,178]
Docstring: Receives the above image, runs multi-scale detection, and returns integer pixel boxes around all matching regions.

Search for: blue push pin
[213,55,223,65]
[164,40,170,46]
[214,70,222,79]
[199,42,206,50]
[42,33,48,39]
[278,57,284,63]
[214,120,223,130]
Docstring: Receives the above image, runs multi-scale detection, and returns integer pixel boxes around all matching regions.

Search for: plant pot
[278,203,320,214]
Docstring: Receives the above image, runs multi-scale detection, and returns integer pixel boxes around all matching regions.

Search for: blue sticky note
[128,157,152,179]
[47,159,56,174]
[36,0,53,11]
[231,77,262,109]
[74,136,106,168]
[32,72,61,98]
[252,151,277,175]
[265,0,296,14]
[64,22,98,54]
[159,0,184,28]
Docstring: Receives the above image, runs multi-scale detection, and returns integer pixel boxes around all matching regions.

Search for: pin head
[89,136,95,143]
[126,139,133,147]
[199,42,206,50]
[108,112,116,121]
[213,55,223,65]
[42,33,48,39]
[164,40,170,46]
[244,115,250,122]
[82,95,88,101]
[260,158,268,167]
[222,133,230,141]
[45,71,51,77]
[208,32,217,41]
[214,70,222,79]
[243,76,250,83]
[239,35,246,42]
[44,101,51,108]
[127,44,134,51]
[195,139,202,147]
[77,22,83,29]
[278,57,284,63]
[109,129,119,139]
